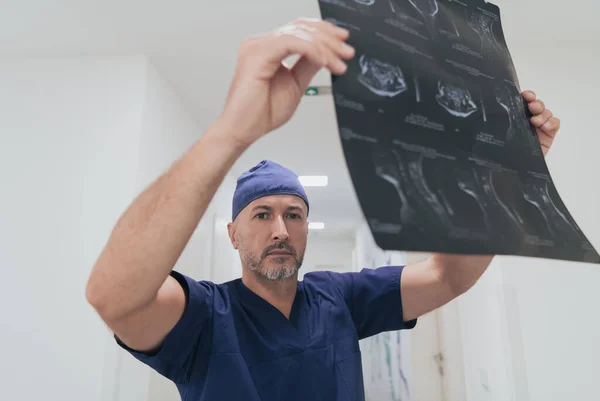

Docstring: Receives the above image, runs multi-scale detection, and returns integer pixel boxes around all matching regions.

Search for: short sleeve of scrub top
[114,270,215,383]
[313,265,417,339]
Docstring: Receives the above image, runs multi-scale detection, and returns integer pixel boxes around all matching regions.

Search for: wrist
[214,108,266,149]
[207,115,254,154]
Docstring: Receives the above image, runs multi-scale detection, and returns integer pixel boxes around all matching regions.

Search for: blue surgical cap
[231,160,309,221]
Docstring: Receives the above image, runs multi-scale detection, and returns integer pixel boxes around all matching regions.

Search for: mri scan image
[494,84,538,149]
[466,167,527,239]
[520,182,556,238]
[390,0,440,39]
[318,0,600,262]
[373,146,456,233]
[358,55,408,97]
[370,139,587,247]
[371,144,522,241]
[466,10,505,60]
[521,180,581,240]
[408,0,438,17]
[373,147,424,229]
[371,145,557,243]
[436,82,478,118]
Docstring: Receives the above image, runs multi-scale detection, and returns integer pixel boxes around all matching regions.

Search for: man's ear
[227,222,238,249]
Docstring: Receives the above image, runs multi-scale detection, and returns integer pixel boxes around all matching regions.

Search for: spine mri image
[318,0,600,263]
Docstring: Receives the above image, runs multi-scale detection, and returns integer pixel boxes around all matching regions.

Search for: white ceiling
[2,0,598,235]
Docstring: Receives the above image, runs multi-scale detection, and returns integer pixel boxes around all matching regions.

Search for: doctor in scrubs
[86,19,561,401]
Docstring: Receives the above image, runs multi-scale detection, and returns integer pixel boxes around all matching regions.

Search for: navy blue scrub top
[116,265,417,401]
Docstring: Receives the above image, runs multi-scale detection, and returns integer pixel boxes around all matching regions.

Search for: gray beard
[246,252,304,281]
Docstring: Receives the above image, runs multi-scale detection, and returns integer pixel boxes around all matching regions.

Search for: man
[86,19,560,401]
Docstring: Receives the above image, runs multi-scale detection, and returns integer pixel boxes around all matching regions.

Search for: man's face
[228,195,309,281]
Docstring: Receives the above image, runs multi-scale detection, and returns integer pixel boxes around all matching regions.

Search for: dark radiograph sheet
[318,0,600,263]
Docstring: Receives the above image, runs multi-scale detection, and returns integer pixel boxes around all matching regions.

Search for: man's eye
[288,213,300,219]
[256,213,268,219]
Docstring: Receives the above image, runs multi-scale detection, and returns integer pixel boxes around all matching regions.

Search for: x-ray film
[318,0,599,263]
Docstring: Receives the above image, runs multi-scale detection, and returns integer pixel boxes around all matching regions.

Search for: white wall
[455,265,514,401]
[454,43,600,401]
[436,292,467,401]
[0,56,239,401]
[0,56,146,401]
[209,214,242,285]
[301,231,355,277]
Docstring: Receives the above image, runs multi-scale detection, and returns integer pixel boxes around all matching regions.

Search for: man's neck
[241,270,298,319]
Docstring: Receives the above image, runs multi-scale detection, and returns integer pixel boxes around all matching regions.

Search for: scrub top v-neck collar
[235,278,308,348]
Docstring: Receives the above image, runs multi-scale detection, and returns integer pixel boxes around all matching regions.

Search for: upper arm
[328,266,417,340]
[110,271,214,382]
[109,274,186,353]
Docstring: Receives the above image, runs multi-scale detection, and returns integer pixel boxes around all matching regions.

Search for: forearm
[429,253,494,296]
[86,118,248,320]
[401,254,493,321]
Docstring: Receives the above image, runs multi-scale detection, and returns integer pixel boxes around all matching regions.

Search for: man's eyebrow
[250,205,306,214]
[251,205,273,212]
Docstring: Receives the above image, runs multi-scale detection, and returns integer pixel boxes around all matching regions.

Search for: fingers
[296,18,350,40]
[521,90,536,103]
[530,108,553,128]
[526,92,559,135]
[271,25,330,70]
[522,89,560,155]
[309,24,355,67]
[286,19,354,76]
[279,20,354,89]
[536,128,554,151]
[540,117,561,135]
[239,19,354,87]
[528,99,545,115]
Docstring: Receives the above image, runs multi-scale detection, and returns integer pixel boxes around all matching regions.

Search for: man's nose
[271,216,289,241]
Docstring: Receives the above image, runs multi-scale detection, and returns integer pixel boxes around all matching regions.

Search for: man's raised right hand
[219,19,355,147]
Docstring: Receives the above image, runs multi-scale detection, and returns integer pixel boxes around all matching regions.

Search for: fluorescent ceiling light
[309,222,325,230]
[298,176,328,187]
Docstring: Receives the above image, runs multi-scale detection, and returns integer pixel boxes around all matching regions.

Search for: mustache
[261,242,297,258]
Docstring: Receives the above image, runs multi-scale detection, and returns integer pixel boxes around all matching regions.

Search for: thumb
[291,56,323,91]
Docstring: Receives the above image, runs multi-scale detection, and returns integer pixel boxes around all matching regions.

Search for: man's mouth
[267,251,293,256]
